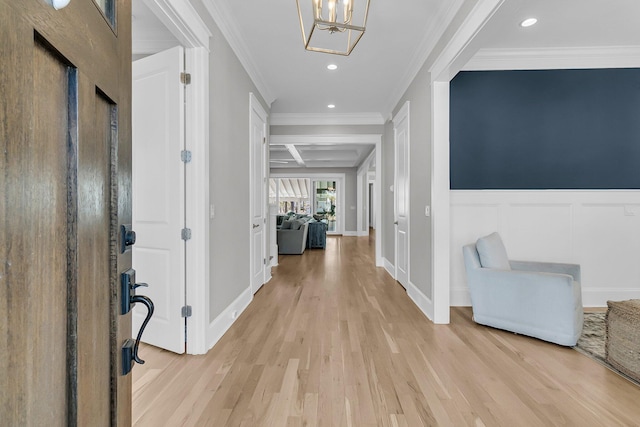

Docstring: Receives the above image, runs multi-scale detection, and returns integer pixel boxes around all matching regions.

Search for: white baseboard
[451,286,471,307]
[383,257,395,279]
[206,286,252,351]
[342,231,358,236]
[406,280,434,322]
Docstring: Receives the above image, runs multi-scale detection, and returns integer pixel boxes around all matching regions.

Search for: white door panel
[132,46,185,354]
[394,103,410,288]
[250,95,268,293]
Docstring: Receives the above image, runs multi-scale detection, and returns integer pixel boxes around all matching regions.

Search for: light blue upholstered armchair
[463,232,583,346]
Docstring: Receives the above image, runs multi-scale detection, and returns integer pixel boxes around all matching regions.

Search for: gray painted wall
[208,21,269,322]
[270,167,358,232]
[383,0,479,301]
[382,121,395,265]
[391,62,433,299]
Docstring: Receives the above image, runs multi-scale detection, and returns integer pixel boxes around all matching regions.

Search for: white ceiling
[270,142,374,169]
[133,0,640,168]
[132,1,180,56]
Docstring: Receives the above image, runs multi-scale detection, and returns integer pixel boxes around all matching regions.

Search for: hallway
[133,235,640,426]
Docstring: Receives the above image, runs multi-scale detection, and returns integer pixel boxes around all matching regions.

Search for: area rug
[574,312,640,387]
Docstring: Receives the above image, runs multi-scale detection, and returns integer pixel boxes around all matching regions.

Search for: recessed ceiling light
[520,18,538,27]
[327,64,338,70]
[327,104,335,109]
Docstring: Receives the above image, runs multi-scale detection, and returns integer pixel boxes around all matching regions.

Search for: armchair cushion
[476,232,511,270]
[281,220,292,229]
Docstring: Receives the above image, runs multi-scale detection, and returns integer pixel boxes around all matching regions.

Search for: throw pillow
[476,232,511,270]
[281,220,293,229]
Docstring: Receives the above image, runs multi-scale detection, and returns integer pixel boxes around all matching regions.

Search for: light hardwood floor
[133,234,640,426]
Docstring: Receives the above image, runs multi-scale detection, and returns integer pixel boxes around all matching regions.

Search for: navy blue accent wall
[450,69,640,189]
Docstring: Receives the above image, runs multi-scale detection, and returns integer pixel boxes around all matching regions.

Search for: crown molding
[201,0,276,105]
[270,113,385,126]
[382,0,465,119]
[142,0,210,50]
[463,46,640,71]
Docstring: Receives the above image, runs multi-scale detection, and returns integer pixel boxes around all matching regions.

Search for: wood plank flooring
[133,234,640,426]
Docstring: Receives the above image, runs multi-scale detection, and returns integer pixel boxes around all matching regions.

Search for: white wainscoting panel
[451,191,640,307]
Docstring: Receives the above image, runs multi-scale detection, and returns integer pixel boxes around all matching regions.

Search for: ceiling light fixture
[296,0,370,56]
[520,18,538,27]
[327,64,338,70]
[327,104,336,109]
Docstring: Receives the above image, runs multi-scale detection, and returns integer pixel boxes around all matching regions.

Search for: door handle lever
[130,295,154,365]
[120,269,155,375]
[253,224,259,228]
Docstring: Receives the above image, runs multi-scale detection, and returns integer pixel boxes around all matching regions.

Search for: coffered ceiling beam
[285,144,306,166]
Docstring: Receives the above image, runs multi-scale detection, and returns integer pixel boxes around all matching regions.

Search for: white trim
[356,148,376,236]
[430,82,450,324]
[249,93,269,295]
[356,171,363,234]
[424,0,505,326]
[383,258,395,279]
[142,0,211,50]
[145,0,211,355]
[392,102,410,289]
[382,0,465,119]
[206,286,253,351]
[357,148,376,176]
[406,280,434,322]
[270,113,385,126]
[463,46,640,71]
[429,0,505,82]
[270,134,382,146]
[342,231,360,237]
[201,0,276,105]
[184,47,210,354]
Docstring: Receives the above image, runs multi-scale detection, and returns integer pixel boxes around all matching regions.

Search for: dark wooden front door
[0,0,132,425]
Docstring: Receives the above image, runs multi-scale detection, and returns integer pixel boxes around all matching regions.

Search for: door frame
[427,0,504,323]
[140,0,211,354]
[393,101,410,286]
[249,92,269,293]
[270,133,382,263]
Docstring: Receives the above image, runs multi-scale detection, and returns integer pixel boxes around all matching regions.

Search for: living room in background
[269,177,311,215]
[314,180,338,233]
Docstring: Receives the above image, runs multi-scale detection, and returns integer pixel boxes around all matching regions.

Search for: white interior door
[250,94,268,294]
[394,102,410,288]
[132,46,185,354]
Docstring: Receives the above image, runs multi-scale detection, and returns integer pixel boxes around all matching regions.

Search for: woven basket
[605,299,640,383]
